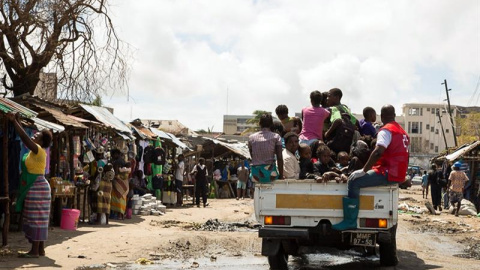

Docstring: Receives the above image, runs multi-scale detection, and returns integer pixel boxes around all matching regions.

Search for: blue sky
[103,0,480,132]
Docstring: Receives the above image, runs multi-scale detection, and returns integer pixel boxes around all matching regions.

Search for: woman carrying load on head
[8,113,53,258]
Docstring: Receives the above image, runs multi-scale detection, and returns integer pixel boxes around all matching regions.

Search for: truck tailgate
[255,180,398,229]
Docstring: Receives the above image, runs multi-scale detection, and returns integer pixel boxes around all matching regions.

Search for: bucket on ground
[60,208,80,230]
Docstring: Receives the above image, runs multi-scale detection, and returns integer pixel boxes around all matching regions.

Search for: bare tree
[0,0,128,101]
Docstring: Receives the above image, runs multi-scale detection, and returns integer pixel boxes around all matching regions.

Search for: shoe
[204,203,209,207]
[18,252,39,258]
[332,197,359,231]
[196,205,200,208]
[236,197,239,200]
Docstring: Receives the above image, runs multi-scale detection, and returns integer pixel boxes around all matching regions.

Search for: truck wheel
[379,225,398,266]
[267,246,289,270]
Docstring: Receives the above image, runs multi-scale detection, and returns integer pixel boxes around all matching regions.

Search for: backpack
[326,105,356,154]
[153,147,166,165]
[152,175,164,190]
[143,145,155,164]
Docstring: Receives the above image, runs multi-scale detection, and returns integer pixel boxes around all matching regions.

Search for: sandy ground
[1,185,480,269]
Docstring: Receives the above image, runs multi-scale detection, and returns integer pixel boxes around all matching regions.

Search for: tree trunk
[11,73,40,97]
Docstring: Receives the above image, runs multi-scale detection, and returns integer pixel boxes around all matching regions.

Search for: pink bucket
[60,209,80,230]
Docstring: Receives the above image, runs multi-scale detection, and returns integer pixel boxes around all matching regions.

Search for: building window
[409,122,421,134]
[427,108,430,111]
[435,129,439,134]
[431,126,434,132]
[446,129,449,133]
[435,146,438,153]
[408,108,421,116]
[426,124,430,130]
[430,143,434,150]
[431,108,435,114]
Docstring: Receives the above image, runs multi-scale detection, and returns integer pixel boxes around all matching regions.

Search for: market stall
[440,141,480,210]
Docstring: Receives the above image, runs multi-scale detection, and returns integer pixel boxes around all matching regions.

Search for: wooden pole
[2,118,10,246]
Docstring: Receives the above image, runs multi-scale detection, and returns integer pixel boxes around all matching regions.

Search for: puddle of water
[116,255,268,270]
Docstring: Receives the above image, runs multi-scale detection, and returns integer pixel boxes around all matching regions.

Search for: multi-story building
[223,115,256,135]
[402,103,458,155]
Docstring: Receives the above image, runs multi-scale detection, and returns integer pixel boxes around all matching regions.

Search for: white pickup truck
[254,179,399,269]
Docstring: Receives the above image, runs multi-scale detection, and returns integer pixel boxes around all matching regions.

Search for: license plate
[350,232,376,246]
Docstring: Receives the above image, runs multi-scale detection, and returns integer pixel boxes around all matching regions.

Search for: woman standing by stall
[110,149,130,219]
[8,113,53,258]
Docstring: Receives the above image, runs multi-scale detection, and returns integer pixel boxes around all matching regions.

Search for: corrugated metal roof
[0,98,37,118]
[204,137,250,159]
[79,104,132,134]
[445,141,480,161]
[34,104,87,129]
[150,128,172,140]
[165,132,190,150]
[67,115,102,125]
[130,125,157,140]
[31,117,65,133]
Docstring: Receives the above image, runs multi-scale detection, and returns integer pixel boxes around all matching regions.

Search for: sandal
[18,252,39,258]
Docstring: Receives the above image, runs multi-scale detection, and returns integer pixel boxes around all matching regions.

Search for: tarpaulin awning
[0,98,37,118]
[79,104,132,134]
[445,141,480,161]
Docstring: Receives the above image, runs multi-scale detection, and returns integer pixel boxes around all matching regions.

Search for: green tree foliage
[456,113,480,145]
[241,110,271,135]
[0,0,128,101]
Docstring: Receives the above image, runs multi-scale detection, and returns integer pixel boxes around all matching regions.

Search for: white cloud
[104,0,479,131]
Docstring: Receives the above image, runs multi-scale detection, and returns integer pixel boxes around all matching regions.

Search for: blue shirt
[359,119,377,137]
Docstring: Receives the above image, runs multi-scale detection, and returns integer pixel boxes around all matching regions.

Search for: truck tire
[379,225,398,266]
[267,246,288,270]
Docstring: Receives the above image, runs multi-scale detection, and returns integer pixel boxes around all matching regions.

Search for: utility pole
[437,110,448,151]
[442,79,458,147]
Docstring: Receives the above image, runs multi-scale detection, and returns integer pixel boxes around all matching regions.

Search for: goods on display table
[131,193,166,216]
[49,177,75,197]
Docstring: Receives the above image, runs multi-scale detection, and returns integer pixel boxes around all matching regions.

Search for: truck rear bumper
[259,227,310,240]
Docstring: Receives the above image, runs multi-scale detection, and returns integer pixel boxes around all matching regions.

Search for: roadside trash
[210,255,217,261]
[192,261,199,268]
[135,258,153,265]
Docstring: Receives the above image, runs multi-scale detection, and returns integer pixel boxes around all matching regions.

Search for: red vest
[372,121,410,182]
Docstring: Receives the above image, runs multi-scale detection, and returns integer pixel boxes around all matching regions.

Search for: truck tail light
[264,216,291,225]
[360,218,387,228]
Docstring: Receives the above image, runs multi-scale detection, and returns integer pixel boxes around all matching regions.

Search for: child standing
[359,107,377,137]
[421,170,429,199]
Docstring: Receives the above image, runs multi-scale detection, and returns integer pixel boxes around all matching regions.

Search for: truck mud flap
[262,238,281,256]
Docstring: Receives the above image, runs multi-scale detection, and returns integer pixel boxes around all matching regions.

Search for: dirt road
[1,185,480,269]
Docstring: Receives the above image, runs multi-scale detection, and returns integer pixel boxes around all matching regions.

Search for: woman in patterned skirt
[96,164,114,225]
[8,113,52,258]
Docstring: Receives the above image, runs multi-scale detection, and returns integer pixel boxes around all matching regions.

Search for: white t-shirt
[376,130,392,148]
[175,161,185,181]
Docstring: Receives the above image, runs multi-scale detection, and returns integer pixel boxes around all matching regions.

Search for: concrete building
[402,103,458,156]
[223,115,256,135]
[34,72,57,101]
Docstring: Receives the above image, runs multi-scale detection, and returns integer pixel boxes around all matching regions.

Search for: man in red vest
[333,105,409,231]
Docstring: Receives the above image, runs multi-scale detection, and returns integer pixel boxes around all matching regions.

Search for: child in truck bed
[298,143,315,179]
[313,144,346,182]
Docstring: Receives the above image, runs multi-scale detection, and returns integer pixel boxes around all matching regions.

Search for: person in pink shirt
[299,90,330,146]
